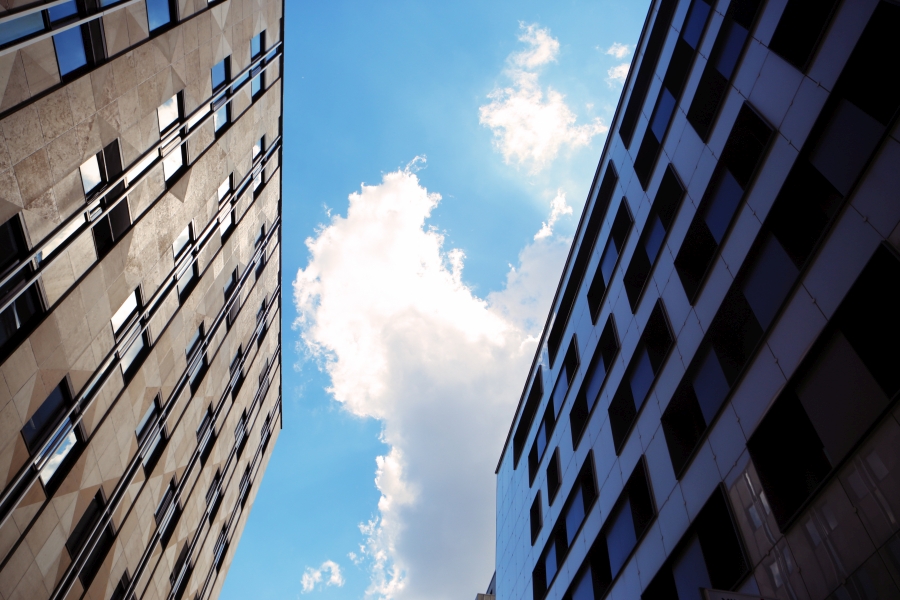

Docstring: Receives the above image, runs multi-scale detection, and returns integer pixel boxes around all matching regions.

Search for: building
[494,0,900,599]
[0,0,283,598]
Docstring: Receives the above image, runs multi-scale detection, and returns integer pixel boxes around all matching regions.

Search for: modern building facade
[494,0,900,599]
[0,0,283,599]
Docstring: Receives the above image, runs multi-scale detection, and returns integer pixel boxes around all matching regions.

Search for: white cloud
[511,22,560,68]
[534,189,573,240]
[479,24,607,173]
[300,561,345,594]
[605,42,630,58]
[607,62,630,86]
[293,161,570,599]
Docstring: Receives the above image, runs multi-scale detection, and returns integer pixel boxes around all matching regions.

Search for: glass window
[551,365,568,416]
[650,88,676,141]
[643,213,666,264]
[186,101,209,130]
[701,168,743,244]
[252,137,263,159]
[211,57,229,91]
[809,98,884,196]
[176,262,197,300]
[741,234,798,330]
[0,12,45,46]
[173,224,192,258]
[157,94,180,132]
[120,332,146,375]
[111,291,138,336]
[21,383,69,453]
[672,534,712,600]
[571,566,594,600]
[715,21,748,78]
[605,498,636,576]
[186,324,203,357]
[564,485,586,546]
[628,345,654,410]
[251,74,262,96]
[544,543,558,585]
[80,154,102,195]
[53,27,87,76]
[251,33,263,58]
[599,237,619,285]
[214,103,229,132]
[162,145,184,181]
[135,399,158,443]
[217,175,232,202]
[146,0,173,32]
[691,345,729,423]
[681,0,711,49]
[219,209,234,238]
[535,420,547,459]
[48,1,79,23]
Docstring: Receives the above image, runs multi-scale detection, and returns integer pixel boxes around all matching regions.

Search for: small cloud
[301,561,345,594]
[479,23,607,173]
[511,23,560,68]
[607,63,630,86]
[534,190,573,240]
[605,42,630,59]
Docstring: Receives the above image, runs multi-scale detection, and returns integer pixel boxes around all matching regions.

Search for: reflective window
[211,57,229,91]
[218,175,232,202]
[715,21,748,78]
[701,169,743,244]
[672,534,712,599]
[0,12,44,46]
[214,103,229,132]
[53,27,87,76]
[251,74,262,96]
[158,94,180,132]
[681,0,711,49]
[173,224,192,258]
[252,137,263,159]
[741,234,798,329]
[251,32,263,58]
[605,499,636,576]
[650,88,676,140]
[48,1,79,22]
[162,144,184,180]
[564,484,586,546]
[111,291,138,335]
[571,566,594,600]
[146,0,173,32]
[80,154,103,195]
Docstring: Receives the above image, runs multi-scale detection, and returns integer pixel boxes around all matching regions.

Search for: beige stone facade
[0,0,284,599]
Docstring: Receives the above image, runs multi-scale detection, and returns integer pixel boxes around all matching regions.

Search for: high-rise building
[494,1,900,599]
[0,1,283,598]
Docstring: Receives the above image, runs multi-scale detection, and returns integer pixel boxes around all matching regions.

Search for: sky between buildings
[220,1,649,598]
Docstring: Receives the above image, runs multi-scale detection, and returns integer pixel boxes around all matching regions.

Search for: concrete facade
[0,0,283,599]
[494,1,900,599]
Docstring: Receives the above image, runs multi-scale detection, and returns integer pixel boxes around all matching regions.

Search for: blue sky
[220,1,649,598]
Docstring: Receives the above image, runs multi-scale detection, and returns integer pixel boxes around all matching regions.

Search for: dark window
[250,31,266,97]
[633,0,713,188]
[1,215,45,361]
[748,246,900,529]
[225,268,240,328]
[570,316,619,447]
[528,408,553,485]
[767,1,900,272]
[90,141,131,258]
[235,409,248,455]
[110,572,134,600]
[642,486,748,599]
[187,324,208,394]
[687,0,764,140]
[196,405,214,463]
[170,543,191,599]
[533,453,597,600]
[207,469,223,520]
[624,166,685,311]
[551,336,579,417]
[548,163,618,364]
[513,368,543,468]
[587,200,633,319]
[530,492,543,545]
[155,479,180,546]
[608,301,672,452]
[21,379,82,488]
[620,0,678,147]
[113,289,149,381]
[135,396,160,445]
[146,0,175,32]
[212,57,232,133]
[238,465,251,506]
[230,346,244,398]
[547,449,561,504]
[674,104,773,303]
[66,490,115,587]
[603,458,655,578]
[768,0,842,72]
[213,527,228,570]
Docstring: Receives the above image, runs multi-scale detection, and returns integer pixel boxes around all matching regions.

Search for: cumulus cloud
[300,561,345,593]
[534,189,573,240]
[479,24,607,172]
[293,160,570,599]
[605,42,630,58]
